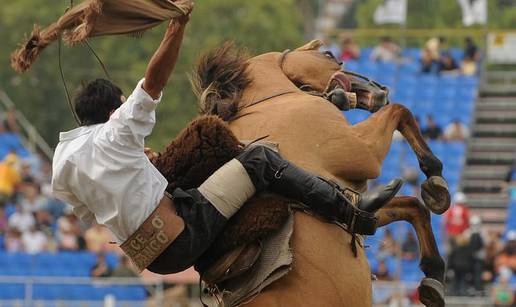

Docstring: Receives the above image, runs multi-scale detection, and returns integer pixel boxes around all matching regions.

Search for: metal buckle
[274,163,289,179]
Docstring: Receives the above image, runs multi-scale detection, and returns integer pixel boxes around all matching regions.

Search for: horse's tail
[191,42,252,121]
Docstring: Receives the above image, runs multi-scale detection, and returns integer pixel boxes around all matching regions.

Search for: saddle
[202,241,262,285]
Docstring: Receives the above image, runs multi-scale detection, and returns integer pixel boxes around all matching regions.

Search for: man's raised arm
[143,14,190,99]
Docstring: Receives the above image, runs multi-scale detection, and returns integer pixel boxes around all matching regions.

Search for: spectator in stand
[438,52,460,75]
[421,36,446,74]
[111,255,139,278]
[22,225,49,254]
[444,119,470,141]
[502,160,516,198]
[339,36,360,62]
[421,48,436,74]
[90,253,112,277]
[483,231,504,285]
[495,231,516,274]
[84,223,115,253]
[401,231,419,260]
[370,36,401,62]
[461,37,481,76]
[447,232,474,295]
[422,115,443,140]
[444,192,471,238]
[0,206,8,235]
[18,182,53,231]
[56,207,85,251]
[319,36,341,60]
[4,227,23,252]
[402,166,420,198]
[491,266,515,306]
[374,260,393,281]
[8,204,35,233]
[19,183,46,213]
[3,108,19,133]
[424,36,447,62]
[469,216,485,293]
[0,152,21,205]
[378,228,398,259]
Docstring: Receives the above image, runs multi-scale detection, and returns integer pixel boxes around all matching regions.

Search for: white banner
[457,0,487,26]
[373,0,407,25]
[487,33,516,64]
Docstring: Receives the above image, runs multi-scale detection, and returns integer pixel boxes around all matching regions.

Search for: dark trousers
[147,188,227,275]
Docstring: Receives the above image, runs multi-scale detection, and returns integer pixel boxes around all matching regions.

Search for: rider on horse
[51,14,402,274]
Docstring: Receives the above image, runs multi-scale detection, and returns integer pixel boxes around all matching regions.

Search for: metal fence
[0,277,501,307]
[0,276,183,307]
[372,281,495,307]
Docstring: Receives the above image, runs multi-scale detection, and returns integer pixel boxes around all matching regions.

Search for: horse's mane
[191,42,252,121]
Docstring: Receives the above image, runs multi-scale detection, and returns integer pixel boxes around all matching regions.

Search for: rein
[237,91,296,112]
[59,0,111,126]
[235,49,296,113]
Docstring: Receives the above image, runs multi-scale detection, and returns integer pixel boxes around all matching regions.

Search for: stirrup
[318,178,378,236]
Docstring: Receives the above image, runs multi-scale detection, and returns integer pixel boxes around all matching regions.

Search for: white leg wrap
[198,159,256,219]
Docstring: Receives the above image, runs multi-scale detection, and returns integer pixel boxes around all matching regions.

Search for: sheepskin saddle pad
[152,115,292,284]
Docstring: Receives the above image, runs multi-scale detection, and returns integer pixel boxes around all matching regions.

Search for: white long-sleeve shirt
[52,79,168,242]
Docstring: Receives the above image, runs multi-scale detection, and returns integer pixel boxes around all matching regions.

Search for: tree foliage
[354,0,516,30]
[1,0,306,149]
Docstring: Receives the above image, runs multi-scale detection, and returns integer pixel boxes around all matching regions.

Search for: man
[422,115,443,140]
[369,36,401,62]
[52,15,402,274]
[0,152,21,205]
[444,192,471,238]
[444,119,469,141]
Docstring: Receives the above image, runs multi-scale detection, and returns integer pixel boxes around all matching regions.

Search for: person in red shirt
[444,192,471,237]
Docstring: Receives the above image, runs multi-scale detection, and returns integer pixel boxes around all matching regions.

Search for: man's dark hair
[74,79,123,126]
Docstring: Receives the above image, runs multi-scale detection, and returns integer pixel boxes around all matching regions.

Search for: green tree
[1,0,306,149]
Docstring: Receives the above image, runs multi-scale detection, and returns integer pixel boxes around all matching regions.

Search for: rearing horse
[192,41,449,307]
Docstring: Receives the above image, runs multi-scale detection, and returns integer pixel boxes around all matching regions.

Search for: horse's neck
[240,55,299,107]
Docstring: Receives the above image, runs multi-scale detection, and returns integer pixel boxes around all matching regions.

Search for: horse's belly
[244,212,372,307]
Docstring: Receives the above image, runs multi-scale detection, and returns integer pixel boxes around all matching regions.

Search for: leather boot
[236,145,402,235]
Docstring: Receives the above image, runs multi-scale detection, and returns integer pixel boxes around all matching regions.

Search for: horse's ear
[295,40,323,51]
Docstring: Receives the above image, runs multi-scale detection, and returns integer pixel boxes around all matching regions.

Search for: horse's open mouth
[325,71,352,93]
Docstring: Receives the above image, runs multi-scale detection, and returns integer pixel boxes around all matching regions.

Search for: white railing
[0,276,498,307]
[0,276,167,307]
[372,281,494,307]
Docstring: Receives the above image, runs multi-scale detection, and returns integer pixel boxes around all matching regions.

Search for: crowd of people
[369,191,516,305]
[321,35,482,76]
[392,114,470,142]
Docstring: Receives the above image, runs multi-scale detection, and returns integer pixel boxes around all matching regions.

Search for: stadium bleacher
[0,251,147,301]
[344,48,478,281]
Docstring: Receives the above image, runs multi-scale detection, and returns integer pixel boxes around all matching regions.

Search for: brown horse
[191,40,449,307]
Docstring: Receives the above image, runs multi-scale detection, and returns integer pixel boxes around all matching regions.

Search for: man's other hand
[144,147,158,161]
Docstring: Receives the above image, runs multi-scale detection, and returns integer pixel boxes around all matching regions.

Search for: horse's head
[192,41,389,121]
[280,40,350,94]
[280,40,390,112]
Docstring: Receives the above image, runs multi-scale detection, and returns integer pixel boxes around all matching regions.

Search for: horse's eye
[323,51,336,60]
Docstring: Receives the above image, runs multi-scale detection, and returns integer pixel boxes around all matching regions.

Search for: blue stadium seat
[0,284,25,299]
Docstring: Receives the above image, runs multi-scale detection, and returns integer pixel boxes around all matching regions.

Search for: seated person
[438,52,460,75]
[370,36,401,62]
[444,119,469,141]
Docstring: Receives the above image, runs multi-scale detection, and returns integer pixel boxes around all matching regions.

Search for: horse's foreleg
[376,196,445,307]
[353,103,450,214]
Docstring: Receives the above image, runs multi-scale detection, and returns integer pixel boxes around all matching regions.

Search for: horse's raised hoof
[421,176,450,215]
[418,278,445,307]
